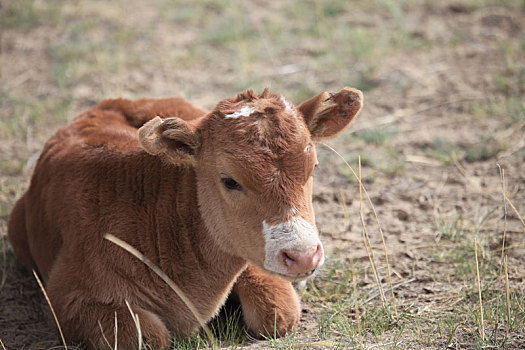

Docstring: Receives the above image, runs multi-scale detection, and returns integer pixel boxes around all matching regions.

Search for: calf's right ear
[298,87,363,141]
[138,116,200,164]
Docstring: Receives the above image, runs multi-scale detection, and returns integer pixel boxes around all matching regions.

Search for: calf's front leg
[232,265,301,337]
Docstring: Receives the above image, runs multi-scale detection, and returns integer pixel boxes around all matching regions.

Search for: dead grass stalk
[504,255,511,334]
[97,319,112,349]
[453,156,489,199]
[321,142,398,317]
[104,234,218,349]
[358,156,386,306]
[352,273,364,349]
[125,299,143,350]
[456,159,524,228]
[494,164,508,342]
[32,269,68,350]
[498,164,508,264]
[504,194,525,228]
[113,312,118,350]
[474,238,485,341]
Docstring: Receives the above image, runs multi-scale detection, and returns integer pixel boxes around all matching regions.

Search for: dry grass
[104,234,218,349]
[32,270,68,349]
[474,238,485,340]
[1,0,524,349]
[320,143,398,317]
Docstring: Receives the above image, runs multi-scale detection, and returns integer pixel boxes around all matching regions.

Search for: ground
[0,0,524,349]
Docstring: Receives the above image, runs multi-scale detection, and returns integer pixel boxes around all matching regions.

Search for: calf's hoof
[242,291,301,338]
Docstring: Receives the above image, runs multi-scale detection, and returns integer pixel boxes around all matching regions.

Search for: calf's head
[139,88,362,281]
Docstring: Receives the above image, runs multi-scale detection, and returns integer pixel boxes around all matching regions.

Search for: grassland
[1,0,524,349]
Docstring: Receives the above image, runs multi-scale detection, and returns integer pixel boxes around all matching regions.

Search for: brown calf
[8,88,362,349]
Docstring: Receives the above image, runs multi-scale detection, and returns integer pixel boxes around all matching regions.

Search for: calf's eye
[220,174,243,191]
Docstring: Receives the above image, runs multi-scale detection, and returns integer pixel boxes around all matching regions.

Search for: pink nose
[279,244,323,275]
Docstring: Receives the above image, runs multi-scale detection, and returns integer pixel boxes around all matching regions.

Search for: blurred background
[1,0,524,349]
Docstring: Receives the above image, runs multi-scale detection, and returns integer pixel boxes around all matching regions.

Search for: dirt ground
[1,0,524,349]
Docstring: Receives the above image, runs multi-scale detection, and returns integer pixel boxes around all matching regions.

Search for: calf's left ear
[297,88,363,141]
[138,116,200,164]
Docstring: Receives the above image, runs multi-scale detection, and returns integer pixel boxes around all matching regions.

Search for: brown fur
[8,88,362,349]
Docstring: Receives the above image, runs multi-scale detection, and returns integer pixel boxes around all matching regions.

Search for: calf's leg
[46,263,170,349]
[232,265,301,337]
[61,301,169,350]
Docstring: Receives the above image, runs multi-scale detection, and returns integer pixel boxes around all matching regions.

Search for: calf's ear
[297,87,363,141]
[138,116,200,164]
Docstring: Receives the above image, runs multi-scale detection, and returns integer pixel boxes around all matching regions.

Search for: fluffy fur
[8,88,362,349]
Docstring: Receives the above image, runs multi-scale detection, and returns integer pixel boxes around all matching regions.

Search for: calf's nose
[279,244,323,274]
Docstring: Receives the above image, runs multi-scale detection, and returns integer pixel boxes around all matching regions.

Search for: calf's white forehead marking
[280,96,294,114]
[224,105,255,119]
[262,216,324,274]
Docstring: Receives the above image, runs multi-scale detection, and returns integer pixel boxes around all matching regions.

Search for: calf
[8,88,362,349]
